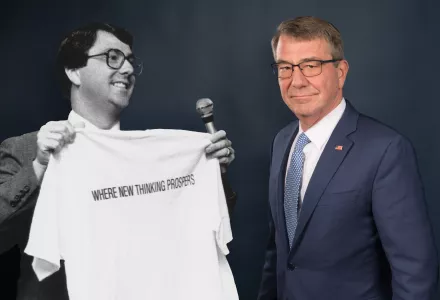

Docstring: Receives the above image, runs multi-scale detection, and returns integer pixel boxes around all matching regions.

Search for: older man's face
[275,35,348,128]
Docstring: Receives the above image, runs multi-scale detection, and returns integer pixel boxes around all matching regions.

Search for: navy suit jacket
[258,102,438,300]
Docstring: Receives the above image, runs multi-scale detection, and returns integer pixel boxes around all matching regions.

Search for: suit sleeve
[372,135,439,300]
[0,136,39,225]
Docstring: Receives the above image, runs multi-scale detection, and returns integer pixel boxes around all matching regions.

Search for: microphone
[196,98,236,212]
[196,98,227,172]
[195,98,215,130]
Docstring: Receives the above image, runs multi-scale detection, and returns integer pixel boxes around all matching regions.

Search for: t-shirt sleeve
[24,154,61,281]
[214,162,233,256]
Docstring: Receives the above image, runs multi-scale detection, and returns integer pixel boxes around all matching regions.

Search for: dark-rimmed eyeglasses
[271,59,341,78]
[87,48,143,76]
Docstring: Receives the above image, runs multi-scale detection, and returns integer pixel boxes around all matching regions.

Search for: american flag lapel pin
[335,145,343,151]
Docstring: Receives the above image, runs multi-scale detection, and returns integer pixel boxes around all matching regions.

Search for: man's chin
[110,98,130,110]
[294,106,321,120]
[290,103,315,116]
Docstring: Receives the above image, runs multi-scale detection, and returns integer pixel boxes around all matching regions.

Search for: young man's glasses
[87,49,143,76]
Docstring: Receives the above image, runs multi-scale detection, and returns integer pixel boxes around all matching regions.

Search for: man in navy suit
[257,16,438,300]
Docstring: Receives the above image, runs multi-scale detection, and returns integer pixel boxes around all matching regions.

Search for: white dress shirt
[286,98,346,204]
[68,110,121,131]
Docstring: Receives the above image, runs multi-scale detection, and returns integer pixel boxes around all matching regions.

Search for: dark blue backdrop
[1,0,439,299]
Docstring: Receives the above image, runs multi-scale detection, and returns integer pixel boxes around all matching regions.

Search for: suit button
[14,195,20,201]
[287,263,296,271]
[10,201,18,207]
[24,185,30,192]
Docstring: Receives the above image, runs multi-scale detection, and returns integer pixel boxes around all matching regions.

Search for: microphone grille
[196,98,214,118]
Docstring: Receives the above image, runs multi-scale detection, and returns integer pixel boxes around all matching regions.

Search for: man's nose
[289,66,309,88]
[119,59,134,75]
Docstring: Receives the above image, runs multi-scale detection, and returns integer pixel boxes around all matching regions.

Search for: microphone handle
[204,120,236,214]
[203,121,227,173]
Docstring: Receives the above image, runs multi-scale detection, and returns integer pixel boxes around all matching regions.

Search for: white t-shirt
[25,129,238,300]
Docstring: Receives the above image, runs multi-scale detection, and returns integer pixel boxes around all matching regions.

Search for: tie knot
[296,133,310,150]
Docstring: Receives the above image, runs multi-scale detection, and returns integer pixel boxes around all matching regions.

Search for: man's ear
[337,60,349,89]
[65,68,81,86]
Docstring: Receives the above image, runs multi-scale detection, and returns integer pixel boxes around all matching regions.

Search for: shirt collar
[67,110,120,131]
[300,98,346,150]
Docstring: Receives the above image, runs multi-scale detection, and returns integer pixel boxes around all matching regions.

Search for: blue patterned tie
[284,132,310,248]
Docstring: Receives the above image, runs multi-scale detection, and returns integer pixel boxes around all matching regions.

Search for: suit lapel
[290,102,359,252]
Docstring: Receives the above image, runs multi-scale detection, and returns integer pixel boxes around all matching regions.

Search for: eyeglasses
[87,49,143,76]
[271,59,341,78]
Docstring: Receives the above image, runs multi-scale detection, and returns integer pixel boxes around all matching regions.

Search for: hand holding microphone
[196,98,235,172]
[196,98,236,213]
